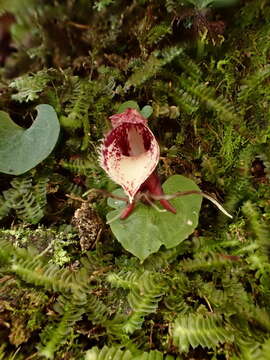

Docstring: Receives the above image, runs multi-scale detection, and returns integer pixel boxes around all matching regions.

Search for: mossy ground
[0,0,270,359]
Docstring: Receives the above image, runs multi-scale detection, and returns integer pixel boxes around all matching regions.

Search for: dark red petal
[103,123,152,157]
[141,171,177,214]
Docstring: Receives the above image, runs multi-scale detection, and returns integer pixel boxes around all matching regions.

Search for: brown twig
[83,188,129,203]
[66,21,92,30]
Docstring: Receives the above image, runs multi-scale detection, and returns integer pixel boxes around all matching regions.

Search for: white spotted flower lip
[99,108,160,203]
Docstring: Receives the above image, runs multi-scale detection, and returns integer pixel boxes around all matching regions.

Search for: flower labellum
[99,108,176,218]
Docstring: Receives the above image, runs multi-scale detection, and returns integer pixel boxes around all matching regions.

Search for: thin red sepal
[141,171,177,214]
[120,202,136,219]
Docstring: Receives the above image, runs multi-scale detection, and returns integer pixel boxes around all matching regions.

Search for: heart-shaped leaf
[0,104,60,175]
[107,175,202,261]
[117,101,140,113]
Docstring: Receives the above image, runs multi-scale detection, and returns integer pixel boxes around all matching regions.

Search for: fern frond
[85,346,180,360]
[63,78,92,127]
[240,201,270,282]
[0,239,16,264]
[1,176,48,224]
[10,255,86,294]
[9,69,53,102]
[179,76,239,123]
[144,244,188,270]
[39,296,86,359]
[85,346,133,360]
[107,271,141,290]
[142,263,191,315]
[172,313,233,353]
[61,78,96,149]
[146,23,172,46]
[5,237,102,297]
[238,65,270,103]
[164,295,191,314]
[11,259,69,293]
[173,89,200,114]
[242,201,270,245]
[234,340,263,360]
[60,156,98,176]
[86,293,109,324]
[219,125,246,170]
[177,54,203,80]
[34,177,49,209]
[0,194,11,220]
[125,46,183,89]
[180,252,234,272]
[108,271,166,334]
[63,181,85,196]
[235,337,270,360]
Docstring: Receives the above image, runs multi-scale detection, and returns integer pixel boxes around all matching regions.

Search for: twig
[66,21,92,30]
[66,194,87,202]
[203,295,213,313]
[83,188,129,203]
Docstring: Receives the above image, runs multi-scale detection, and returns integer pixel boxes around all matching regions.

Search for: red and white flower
[99,108,176,218]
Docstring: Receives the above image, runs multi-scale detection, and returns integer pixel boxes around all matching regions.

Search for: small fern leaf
[107,271,166,335]
[86,293,109,324]
[235,338,269,360]
[60,156,98,176]
[172,313,233,353]
[123,271,166,334]
[85,346,132,360]
[179,76,239,123]
[0,194,11,220]
[39,300,85,359]
[0,239,16,264]
[238,65,270,102]
[107,271,141,290]
[85,346,178,360]
[2,176,48,224]
[11,257,80,294]
[125,46,183,89]
[180,252,233,272]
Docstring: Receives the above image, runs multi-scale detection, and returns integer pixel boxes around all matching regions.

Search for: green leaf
[140,105,153,118]
[107,175,202,261]
[117,101,140,113]
[172,313,233,353]
[0,104,60,175]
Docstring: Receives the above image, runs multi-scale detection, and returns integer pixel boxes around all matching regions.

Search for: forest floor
[0,0,270,359]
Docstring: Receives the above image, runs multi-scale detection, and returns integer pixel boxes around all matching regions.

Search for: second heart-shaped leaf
[107,175,202,262]
[0,104,60,175]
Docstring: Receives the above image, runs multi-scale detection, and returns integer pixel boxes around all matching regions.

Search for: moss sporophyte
[97,108,232,220]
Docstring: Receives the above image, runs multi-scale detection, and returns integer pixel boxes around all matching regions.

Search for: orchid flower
[99,108,176,219]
